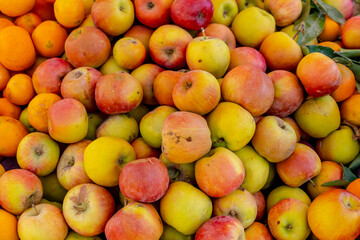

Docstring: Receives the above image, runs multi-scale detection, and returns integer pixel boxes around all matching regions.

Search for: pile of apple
[1,0,360,239]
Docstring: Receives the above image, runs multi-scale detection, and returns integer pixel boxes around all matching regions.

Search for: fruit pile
[0,0,360,239]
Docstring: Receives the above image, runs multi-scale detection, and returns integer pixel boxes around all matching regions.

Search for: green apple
[267,185,311,212]
[159,154,196,185]
[39,199,62,211]
[100,56,129,75]
[39,172,67,203]
[128,103,150,124]
[262,162,276,190]
[160,224,192,240]
[160,181,212,235]
[236,0,265,10]
[19,107,36,132]
[211,0,239,26]
[85,112,105,141]
[207,102,255,151]
[234,145,269,193]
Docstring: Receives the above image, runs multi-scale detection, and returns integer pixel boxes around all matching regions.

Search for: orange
[318,15,342,42]
[331,63,356,102]
[0,0,36,17]
[0,98,21,119]
[54,0,85,28]
[340,94,360,126]
[82,0,96,15]
[0,209,18,240]
[0,63,10,90]
[32,20,68,58]
[14,12,42,34]
[0,18,14,31]
[0,26,36,71]
[318,41,341,51]
[27,93,62,132]
[3,74,35,105]
[0,116,28,157]
[346,178,360,199]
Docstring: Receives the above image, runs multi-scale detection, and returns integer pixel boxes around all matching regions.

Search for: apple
[99,56,129,75]
[48,98,88,144]
[124,25,154,54]
[253,191,266,221]
[39,172,67,203]
[161,224,191,240]
[96,114,138,142]
[264,0,302,27]
[153,70,185,107]
[105,201,163,240]
[221,65,274,116]
[186,35,230,78]
[228,47,267,72]
[134,0,173,28]
[252,116,297,163]
[195,147,245,197]
[17,132,60,176]
[113,37,146,70]
[160,181,212,235]
[170,0,214,30]
[91,0,135,36]
[231,7,275,48]
[65,231,102,240]
[60,67,102,112]
[340,94,360,127]
[149,24,193,70]
[172,70,221,115]
[245,222,273,240]
[268,198,310,240]
[210,0,238,26]
[308,189,360,240]
[131,137,161,159]
[128,104,150,124]
[195,216,245,240]
[85,112,106,140]
[63,183,115,236]
[32,58,73,94]
[159,154,196,185]
[84,136,136,187]
[0,169,43,215]
[281,24,318,45]
[95,71,143,115]
[294,95,341,138]
[131,63,164,105]
[19,108,36,133]
[39,199,62,211]
[342,16,360,49]
[266,185,311,212]
[234,145,269,193]
[196,23,236,50]
[276,143,322,188]
[161,111,212,164]
[213,188,257,228]
[57,140,92,190]
[18,204,68,240]
[323,0,353,20]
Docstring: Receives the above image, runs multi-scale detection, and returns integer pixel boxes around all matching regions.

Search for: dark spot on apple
[285,223,293,231]
[137,91,140,94]
[45,40,54,49]
[277,221,280,225]
[68,157,75,167]
[197,11,203,19]
[165,48,174,55]
[74,71,83,78]
[147,1,155,9]
[223,10,228,18]
[88,115,93,119]
[185,137,192,142]
[167,131,173,136]
[185,81,192,89]
[198,59,202,63]
[217,138,224,143]
[119,4,125,11]
[118,155,125,165]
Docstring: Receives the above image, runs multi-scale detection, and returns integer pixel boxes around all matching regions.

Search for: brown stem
[32,204,39,215]
[309,179,316,188]
[230,210,236,217]
[293,21,305,40]
[342,120,360,140]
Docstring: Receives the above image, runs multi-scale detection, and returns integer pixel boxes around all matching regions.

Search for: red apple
[131,137,161,159]
[134,0,173,28]
[196,23,236,50]
[253,191,266,221]
[228,47,267,72]
[245,222,273,240]
[153,70,185,107]
[124,25,154,54]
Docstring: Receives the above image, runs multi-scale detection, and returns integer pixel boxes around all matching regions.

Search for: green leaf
[338,49,360,59]
[342,165,358,182]
[301,45,337,58]
[321,179,351,187]
[349,153,360,171]
[298,12,325,46]
[312,0,345,24]
[293,0,311,31]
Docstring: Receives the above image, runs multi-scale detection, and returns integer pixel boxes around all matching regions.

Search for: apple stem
[32,204,39,215]
[230,210,236,217]
[293,21,305,41]
[342,120,360,140]
[124,199,128,207]
[201,27,206,40]
[309,179,316,188]
[73,203,87,212]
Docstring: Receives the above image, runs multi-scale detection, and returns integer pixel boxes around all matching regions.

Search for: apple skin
[221,65,274,116]
[160,181,212,235]
[60,67,102,112]
[195,216,245,240]
[105,201,163,240]
[160,224,191,240]
[17,132,60,177]
[131,137,161,159]
[95,71,143,115]
[323,0,353,20]
[65,26,111,68]
[231,7,275,48]
[213,188,257,228]
[134,0,173,28]
[197,23,236,50]
[0,169,43,215]
[57,140,93,190]
[172,70,221,115]
[91,0,135,36]
[266,185,311,213]
[170,0,214,30]
[266,70,304,117]
[210,0,238,26]
[186,37,230,78]
[252,116,297,163]
[229,47,267,72]
[276,143,322,188]
[140,106,177,148]
[96,114,139,143]
[159,154,196,185]
[85,112,106,140]
[264,0,302,27]
[308,189,360,240]
[161,111,212,164]
[39,172,67,203]
[19,108,36,133]
[32,58,73,94]
[63,183,115,237]
[149,24,193,70]
[99,56,129,75]
[207,102,255,151]
[245,222,273,240]
[268,198,310,240]
[124,25,154,54]
[253,191,266,221]
[129,104,150,124]
[234,145,269,193]
[342,16,360,49]
[18,204,68,240]
[119,158,169,202]
[153,70,184,107]
[84,136,136,187]
[262,162,276,190]
[113,37,146,70]
[294,95,341,138]
[39,199,62,211]
[65,231,102,240]
[195,147,245,198]
[48,98,88,144]
[316,125,360,164]
[306,161,343,199]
